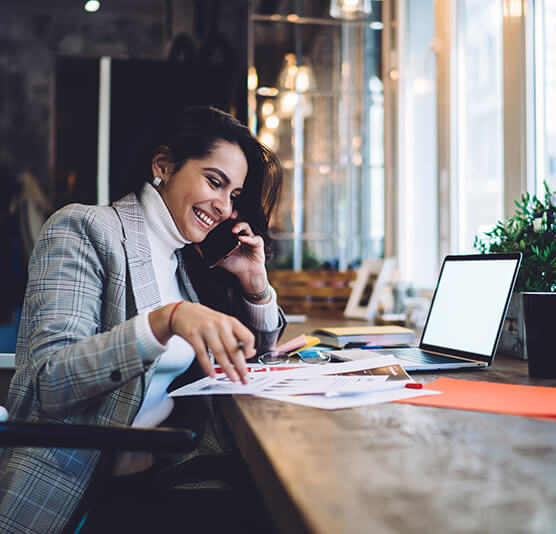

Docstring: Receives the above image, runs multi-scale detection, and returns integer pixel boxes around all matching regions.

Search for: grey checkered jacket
[0,192,285,533]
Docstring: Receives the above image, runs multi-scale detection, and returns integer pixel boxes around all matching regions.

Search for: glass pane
[455,0,503,251]
[400,0,437,288]
[249,1,384,270]
[535,0,556,191]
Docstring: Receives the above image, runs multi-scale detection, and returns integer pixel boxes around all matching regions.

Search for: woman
[0,106,285,533]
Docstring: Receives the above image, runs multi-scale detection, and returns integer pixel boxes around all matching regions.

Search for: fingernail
[231,371,239,382]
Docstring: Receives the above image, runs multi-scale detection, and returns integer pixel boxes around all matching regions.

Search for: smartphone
[195,219,241,268]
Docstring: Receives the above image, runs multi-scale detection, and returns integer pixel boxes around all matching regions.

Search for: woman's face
[157,141,248,243]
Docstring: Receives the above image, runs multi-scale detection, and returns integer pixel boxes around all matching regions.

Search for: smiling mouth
[193,207,216,227]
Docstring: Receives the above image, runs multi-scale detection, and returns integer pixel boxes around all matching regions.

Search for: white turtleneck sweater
[133,183,278,428]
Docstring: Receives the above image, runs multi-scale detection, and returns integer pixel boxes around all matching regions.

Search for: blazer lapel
[112,193,161,313]
[176,248,200,304]
[113,193,201,307]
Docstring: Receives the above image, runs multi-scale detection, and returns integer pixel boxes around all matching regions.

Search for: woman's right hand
[148,301,256,384]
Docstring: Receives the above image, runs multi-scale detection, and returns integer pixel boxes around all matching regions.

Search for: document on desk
[169,356,405,396]
[169,356,441,409]
[256,356,441,409]
[168,369,297,396]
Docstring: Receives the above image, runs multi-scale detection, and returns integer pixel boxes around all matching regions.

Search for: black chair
[0,407,199,533]
[0,418,197,453]
[0,406,275,534]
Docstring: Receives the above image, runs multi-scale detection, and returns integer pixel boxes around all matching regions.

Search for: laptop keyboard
[383,347,463,365]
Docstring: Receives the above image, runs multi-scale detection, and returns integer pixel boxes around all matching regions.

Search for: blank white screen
[421,259,518,356]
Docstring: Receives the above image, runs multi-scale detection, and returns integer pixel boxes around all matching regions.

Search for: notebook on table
[311,325,415,348]
[331,253,522,371]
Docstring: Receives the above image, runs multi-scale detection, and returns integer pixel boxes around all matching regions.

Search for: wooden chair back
[268,270,357,317]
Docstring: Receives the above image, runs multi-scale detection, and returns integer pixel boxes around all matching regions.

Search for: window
[535,0,556,192]
[398,0,438,288]
[248,1,384,271]
[394,0,505,288]
[393,0,506,288]
[454,0,504,252]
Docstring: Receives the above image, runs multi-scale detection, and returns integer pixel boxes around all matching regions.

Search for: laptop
[332,253,522,371]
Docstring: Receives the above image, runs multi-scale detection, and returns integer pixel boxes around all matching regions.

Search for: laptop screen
[420,254,521,357]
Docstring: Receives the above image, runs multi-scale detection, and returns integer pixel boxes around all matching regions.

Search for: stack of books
[311,325,415,349]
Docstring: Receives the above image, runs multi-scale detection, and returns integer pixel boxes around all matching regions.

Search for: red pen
[405,382,423,389]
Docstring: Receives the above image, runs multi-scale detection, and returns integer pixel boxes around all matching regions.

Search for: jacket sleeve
[238,287,287,353]
[22,205,159,416]
[255,306,287,353]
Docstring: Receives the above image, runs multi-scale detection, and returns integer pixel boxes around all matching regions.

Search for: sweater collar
[141,182,190,256]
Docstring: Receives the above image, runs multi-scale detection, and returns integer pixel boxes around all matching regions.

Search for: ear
[151,145,175,179]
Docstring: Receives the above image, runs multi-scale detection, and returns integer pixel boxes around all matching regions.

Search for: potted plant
[474,181,556,358]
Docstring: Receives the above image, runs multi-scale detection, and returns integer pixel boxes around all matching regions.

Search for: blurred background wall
[0,0,248,351]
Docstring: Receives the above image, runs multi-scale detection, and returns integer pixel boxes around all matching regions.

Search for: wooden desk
[221,319,556,534]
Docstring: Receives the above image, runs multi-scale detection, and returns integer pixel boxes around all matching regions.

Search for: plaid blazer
[0,193,285,533]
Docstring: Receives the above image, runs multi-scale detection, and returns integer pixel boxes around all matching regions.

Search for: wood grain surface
[221,318,556,534]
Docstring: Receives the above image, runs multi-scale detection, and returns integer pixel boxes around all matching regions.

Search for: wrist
[168,301,184,334]
[148,307,171,345]
[240,271,268,295]
[148,301,183,345]
[244,282,271,304]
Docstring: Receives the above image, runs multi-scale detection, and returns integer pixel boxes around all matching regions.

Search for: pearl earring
[153,176,162,186]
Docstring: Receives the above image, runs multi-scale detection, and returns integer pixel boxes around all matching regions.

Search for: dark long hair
[125,105,282,314]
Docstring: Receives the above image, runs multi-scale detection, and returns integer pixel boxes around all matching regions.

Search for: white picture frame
[344,258,396,321]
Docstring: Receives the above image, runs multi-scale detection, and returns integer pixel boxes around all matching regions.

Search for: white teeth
[194,208,214,226]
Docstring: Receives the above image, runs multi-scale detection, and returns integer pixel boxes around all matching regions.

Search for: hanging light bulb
[84,0,101,12]
[329,0,372,20]
[265,115,280,129]
[295,65,314,93]
[276,54,315,118]
[279,92,299,116]
[261,100,275,117]
[247,66,258,91]
[259,129,278,151]
[278,54,298,91]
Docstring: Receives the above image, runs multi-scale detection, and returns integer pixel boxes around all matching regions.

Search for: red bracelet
[168,301,184,334]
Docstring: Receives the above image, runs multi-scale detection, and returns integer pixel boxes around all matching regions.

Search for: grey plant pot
[496,292,527,360]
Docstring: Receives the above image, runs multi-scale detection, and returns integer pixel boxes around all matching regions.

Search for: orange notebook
[396,377,556,420]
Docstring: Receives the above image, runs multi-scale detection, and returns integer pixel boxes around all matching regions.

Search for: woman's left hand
[219,221,270,302]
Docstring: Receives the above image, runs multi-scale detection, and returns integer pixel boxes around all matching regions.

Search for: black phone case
[195,219,240,268]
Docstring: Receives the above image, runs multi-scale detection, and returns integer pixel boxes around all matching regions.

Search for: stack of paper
[169,356,439,410]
